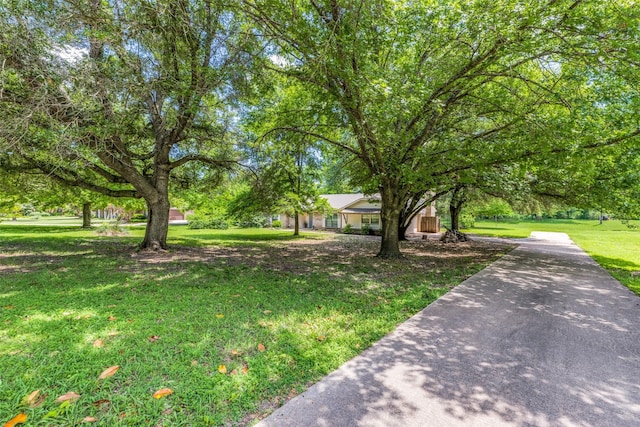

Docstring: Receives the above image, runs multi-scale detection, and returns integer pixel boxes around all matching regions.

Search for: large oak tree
[1,0,251,249]
[244,0,640,257]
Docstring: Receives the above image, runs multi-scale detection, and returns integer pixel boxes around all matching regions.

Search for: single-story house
[277,193,439,234]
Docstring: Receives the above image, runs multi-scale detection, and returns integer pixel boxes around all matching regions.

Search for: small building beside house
[277,193,439,235]
[169,207,194,221]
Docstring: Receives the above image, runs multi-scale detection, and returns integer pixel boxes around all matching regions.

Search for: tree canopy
[1,1,639,254]
[243,0,640,256]
[1,0,251,249]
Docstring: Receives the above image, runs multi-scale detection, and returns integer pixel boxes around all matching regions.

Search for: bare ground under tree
[1,234,515,287]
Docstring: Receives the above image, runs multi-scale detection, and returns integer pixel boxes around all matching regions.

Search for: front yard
[0,226,512,426]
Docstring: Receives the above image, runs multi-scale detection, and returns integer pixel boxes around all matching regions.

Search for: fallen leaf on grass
[191,360,198,366]
[108,316,116,321]
[93,339,103,348]
[152,388,173,399]
[92,399,110,407]
[81,417,98,423]
[4,305,16,309]
[263,310,272,314]
[317,336,326,342]
[215,313,224,318]
[149,335,160,342]
[98,365,119,380]
[55,392,81,403]
[3,413,27,427]
[162,408,173,415]
[22,390,46,408]
[257,343,266,352]
[230,349,240,356]
[241,365,249,374]
[218,365,227,374]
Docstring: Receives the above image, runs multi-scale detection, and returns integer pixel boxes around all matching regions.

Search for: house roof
[320,193,380,210]
[340,208,380,214]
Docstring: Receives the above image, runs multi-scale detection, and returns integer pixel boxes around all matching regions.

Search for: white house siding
[344,214,361,229]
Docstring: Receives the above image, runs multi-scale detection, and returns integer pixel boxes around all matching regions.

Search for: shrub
[361,224,371,235]
[342,224,354,234]
[95,219,129,236]
[130,213,147,222]
[187,215,229,230]
[236,215,268,228]
[459,213,475,229]
[271,220,282,228]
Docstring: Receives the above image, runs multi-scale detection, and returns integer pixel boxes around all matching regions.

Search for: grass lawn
[0,223,512,426]
[466,219,640,296]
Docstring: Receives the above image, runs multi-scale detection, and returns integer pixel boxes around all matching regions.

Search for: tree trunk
[398,220,410,241]
[141,199,170,250]
[378,188,403,258]
[440,186,469,243]
[82,202,91,228]
[450,202,462,231]
[293,211,299,236]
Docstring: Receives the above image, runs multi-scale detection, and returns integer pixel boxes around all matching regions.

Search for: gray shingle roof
[320,193,380,210]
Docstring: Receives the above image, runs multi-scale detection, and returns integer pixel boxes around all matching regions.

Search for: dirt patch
[127,235,515,282]
[1,234,515,284]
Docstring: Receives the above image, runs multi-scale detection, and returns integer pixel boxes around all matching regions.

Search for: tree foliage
[0,0,251,249]
[243,0,640,256]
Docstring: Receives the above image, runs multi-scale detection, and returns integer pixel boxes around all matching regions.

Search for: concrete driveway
[257,232,640,427]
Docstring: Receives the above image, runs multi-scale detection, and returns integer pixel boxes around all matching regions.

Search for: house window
[361,214,380,227]
[325,213,339,228]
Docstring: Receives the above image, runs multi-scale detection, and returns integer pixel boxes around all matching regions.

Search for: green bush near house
[187,214,230,229]
[235,215,269,228]
[130,213,147,222]
[271,219,282,228]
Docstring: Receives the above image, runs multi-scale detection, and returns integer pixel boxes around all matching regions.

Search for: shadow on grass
[589,254,640,272]
[467,230,527,239]
[258,239,640,427]
[0,225,87,234]
[168,231,328,247]
[0,231,514,425]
